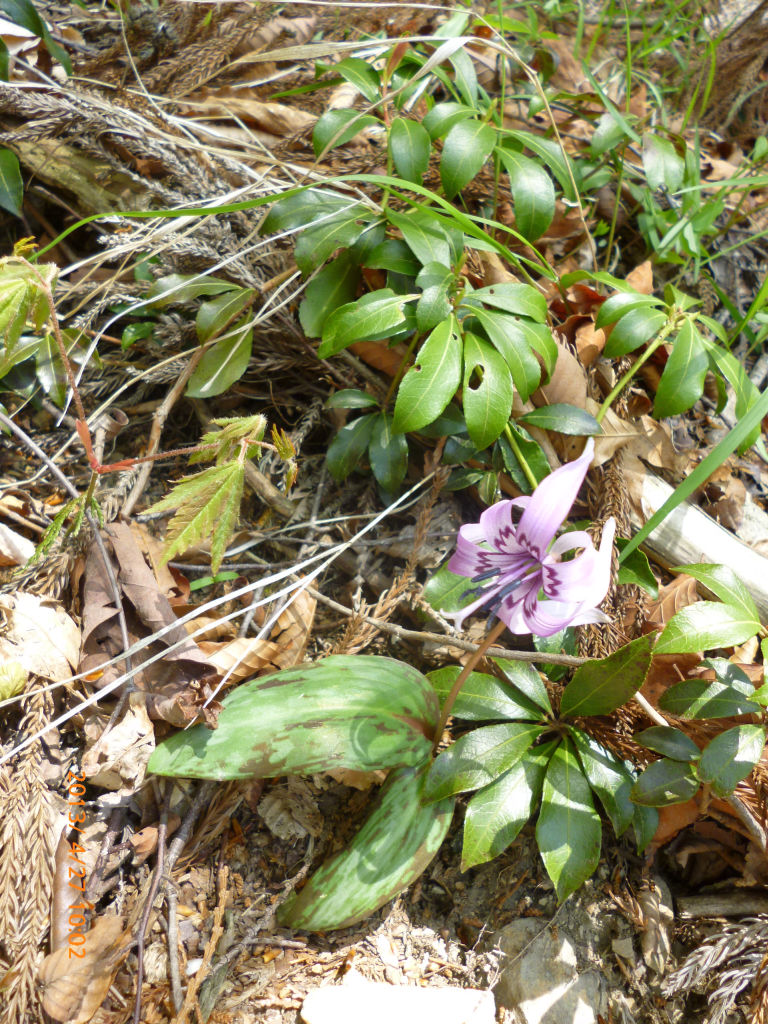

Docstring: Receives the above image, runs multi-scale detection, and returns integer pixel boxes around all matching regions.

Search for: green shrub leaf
[462,332,514,450]
[570,728,635,836]
[313,110,381,158]
[604,308,667,358]
[518,403,601,436]
[389,117,431,184]
[471,306,541,403]
[368,412,408,493]
[654,319,709,418]
[299,253,360,337]
[327,414,376,482]
[696,725,766,797]
[440,120,496,200]
[656,600,760,655]
[495,147,555,242]
[634,726,701,762]
[560,634,654,718]
[393,316,462,433]
[630,758,699,807]
[428,666,544,722]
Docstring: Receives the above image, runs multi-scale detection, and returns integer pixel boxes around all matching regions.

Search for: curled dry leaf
[625,260,653,295]
[646,574,700,628]
[81,691,155,792]
[636,877,674,974]
[0,522,35,566]
[324,767,387,791]
[258,777,323,841]
[39,914,132,1024]
[129,813,181,863]
[478,250,520,286]
[532,339,587,409]
[231,13,317,59]
[179,89,316,135]
[182,611,239,642]
[348,340,412,377]
[129,521,187,606]
[0,592,80,682]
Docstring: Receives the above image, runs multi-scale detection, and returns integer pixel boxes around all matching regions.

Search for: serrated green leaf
[324,389,378,410]
[335,57,381,102]
[144,461,245,574]
[422,102,475,140]
[697,725,766,797]
[462,742,556,870]
[428,666,545,722]
[196,289,254,343]
[462,332,513,450]
[365,238,421,276]
[299,253,360,338]
[327,413,376,482]
[187,315,253,398]
[570,728,635,836]
[389,117,431,185]
[294,208,371,276]
[279,763,453,931]
[634,726,701,761]
[472,282,548,323]
[518,403,601,436]
[604,308,666,358]
[654,320,709,418]
[0,147,22,217]
[595,293,664,330]
[560,634,654,718]
[393,316,462,434]
[440,120,496,200]
[369,412,408,493]
[188,413,266,467]
[492,658,552,714]
[386,208,452,268]
[425,722,544,803]
[470,307,540,403]
[673,563,759,623]
[147,273,241,306]
[616,539,658,597]
[495,147,555,242]
[655,600,760,655]
[313,109,381,158]
[537,737,601,901]
[630,758,699,807]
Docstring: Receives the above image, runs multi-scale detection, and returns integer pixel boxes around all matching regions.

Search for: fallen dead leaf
[646,574,699,628]
[0,522,35,566]
[637,877,674,974]
[39,915,132,1024]
[0,592,80,681]
[479,250,519,285]
[324,767,387,791]
[625,260,653,295]
[532,340,587,409]
[129,813,181,863]
[179,90,316,135]
[81,691,155,792]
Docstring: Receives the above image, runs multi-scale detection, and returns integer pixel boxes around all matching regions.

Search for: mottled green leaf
[492,658,552,714]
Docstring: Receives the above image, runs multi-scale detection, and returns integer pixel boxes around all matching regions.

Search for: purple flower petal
[516,439,594,558]
[448,529,516,578]
[478,501,527,555]
[541,547,602,603]
[548,531,594,558]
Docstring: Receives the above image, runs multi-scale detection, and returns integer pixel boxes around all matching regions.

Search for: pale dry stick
[83,807,125,905]
[173,867,230,1024]
[166,881,184,1015]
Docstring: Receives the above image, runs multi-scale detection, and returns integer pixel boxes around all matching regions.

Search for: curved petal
[478,501,526,555]
[578,517,615,608]
[541,545,602,602]
[520,597,591,637]
[548,531,594,558]
[448,530,521,578]
[496,576,540,634]
[516,439,595,558]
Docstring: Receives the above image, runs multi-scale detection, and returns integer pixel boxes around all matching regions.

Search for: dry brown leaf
[0,522,35,566]
[0,15,38,57]
[129,520,186,606]
[179,89,315,135]
[532,340,587,409]
[81,691,155,792]
[651,797,702,850]
[586,401,642,467]
[199,635,277,683]
[349,340,410,377]
[646,574,700,628]
[479,250,519,285]
[0,592,80,681]
[324,767,387,791]
[39,915,132,1024]
[129,814,181,863]
[573,318,606,367]
[182,611,239,642]
[625,260,653,295]
[637,877,674,974]
[628,84,647,119]
[231,14,317,58]
[546,37,589,93]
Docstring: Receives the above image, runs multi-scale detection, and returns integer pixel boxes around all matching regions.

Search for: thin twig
[83,807,125,905]
[166,877,184,1015]
[133,783,171,1024]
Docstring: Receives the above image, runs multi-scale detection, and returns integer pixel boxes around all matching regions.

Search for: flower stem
[431,618,508,754]
[595,316,680,424]
[503,424,538,492]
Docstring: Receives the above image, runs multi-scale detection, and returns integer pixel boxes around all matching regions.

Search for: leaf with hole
[424,722,544,803]
[560,634,654,718]
[389,117,431,185]
[278,763,453,931]
[368,412,408,493]
[570,728,635,836]
[697,725,766,797]
[428,666,544,722]
[536,737,601,901]
[654,320,709,418]
[471,307,540,403]
[495,147,555,242]
[517,404,601,436]
[187,316,253,398]
[630,758,699,807]
[313,110,381,158]
[462,332,514,450]
[393,316,462,434]
[440,120,496,200]
[634,726,701,761]
[604,308,667,358]
[326,413,376,482]
[462,742,556,870]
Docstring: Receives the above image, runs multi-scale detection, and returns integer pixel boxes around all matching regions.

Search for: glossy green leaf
[442,434,480,464]
[697,725,766,797]
[121,322,153,351]
[0,147,22,217]
[428,666,545,722]
[472,282,548,323]
[462,742,556,870]
[492,658,552,714]
[595,293,664,330]
[659,677,761,720]
[327,413,376,481]
[187,315,252,398]
[365,238,421,276]
[615,539,658,597]
[634,726,701,761]
[471,307,540,403]
[654,319,709,418]
[422,102,475,140]
[560,634,654,718]
[536,738,601,901]
[642,134,684,192]
[196,288,254,343]
[0,39,8,81]
[445,467,485,490]
[630,758,699,807]
[570,728,635,837]
[699,335,761,452]
[393,316,462,434]
[348,220,386,263]
[423,563,477,615]
[324,389,378,410]
[633,803,659,853]
[369,412,408,492]
[591,111,634,157]
[440,120,496,200]
[604,308,667,358]
[389,117,431,185]
[335,57,381,102]
[313,110,381,158]
[149,655,438,780]
[299,253,360,337]
[278,764,453,931]
[448,47,478,108]
[462,332,513,450]
[294,208,370,276]
[675,563,760,624]
[319,293,416,358]
[502,131,580,203]
[655,600,760,655]
[386,208,452,268]
[495,147,555,242]
[497,425,550,494]
[534,627,576,683]
[415,263,454,333]
[518,403,601,436]
[260,190,352,234]
[147,274,241,307]
[425,722,544,803]
[417,402,467,438]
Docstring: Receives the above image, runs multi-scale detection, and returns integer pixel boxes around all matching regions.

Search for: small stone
[300,976,494,1024]
[611,937,635,960]
[310,964,325,975]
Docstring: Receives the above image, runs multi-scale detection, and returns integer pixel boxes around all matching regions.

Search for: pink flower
[444,439,615,638]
